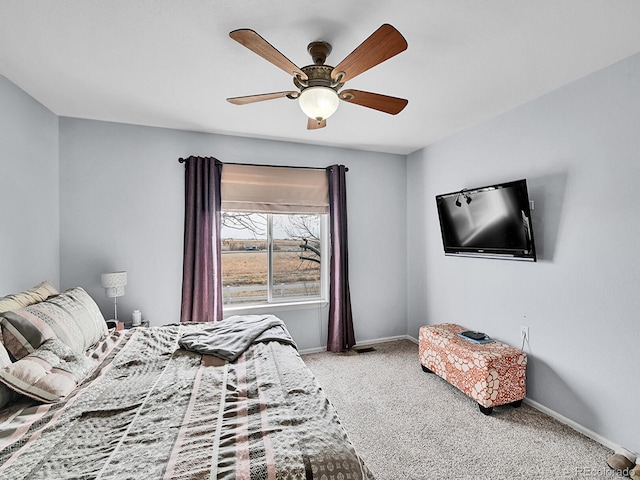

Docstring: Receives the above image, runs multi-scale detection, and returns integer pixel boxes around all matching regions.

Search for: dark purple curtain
[327,164,355,352]
[180,156,223,323]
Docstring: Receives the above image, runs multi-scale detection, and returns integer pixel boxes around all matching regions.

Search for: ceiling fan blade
[230,29,308,80]
[307,118,327,130]
[227,91,299,105]
[331,24,407,83]
[339,89,408,115]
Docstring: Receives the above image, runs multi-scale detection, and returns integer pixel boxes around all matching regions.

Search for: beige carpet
[302,340,623,480]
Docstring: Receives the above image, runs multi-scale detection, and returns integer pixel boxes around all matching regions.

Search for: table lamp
[101,271,127,321]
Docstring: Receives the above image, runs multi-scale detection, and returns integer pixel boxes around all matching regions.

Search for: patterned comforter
[0,324,374,479]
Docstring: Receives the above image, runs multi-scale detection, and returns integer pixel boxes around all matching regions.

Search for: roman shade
[221,164,329,214]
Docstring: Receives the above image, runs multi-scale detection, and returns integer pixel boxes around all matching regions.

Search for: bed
[0,282,374,479]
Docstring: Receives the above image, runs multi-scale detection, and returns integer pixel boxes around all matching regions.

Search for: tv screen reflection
[441,188,527,249]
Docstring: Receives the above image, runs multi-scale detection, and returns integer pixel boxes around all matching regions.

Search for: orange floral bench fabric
[419,323,527,409]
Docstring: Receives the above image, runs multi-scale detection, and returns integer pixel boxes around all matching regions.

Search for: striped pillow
[0,287,107,359]
[0,338,95,403]
[0,281,59,346]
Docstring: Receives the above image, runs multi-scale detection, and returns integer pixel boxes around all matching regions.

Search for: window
[221,212,328,308]
[219,164,329,311]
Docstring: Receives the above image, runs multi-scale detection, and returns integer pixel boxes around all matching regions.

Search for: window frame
[222,212,329,314]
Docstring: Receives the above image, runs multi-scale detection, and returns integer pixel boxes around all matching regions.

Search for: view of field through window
[221,213,323,305]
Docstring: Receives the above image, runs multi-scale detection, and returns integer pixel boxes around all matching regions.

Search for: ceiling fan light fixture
[298,86,339,122]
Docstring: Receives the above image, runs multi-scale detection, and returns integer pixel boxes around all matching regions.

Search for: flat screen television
[435,179,537,261]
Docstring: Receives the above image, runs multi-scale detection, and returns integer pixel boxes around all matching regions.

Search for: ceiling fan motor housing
[294,65,343,91]
[293,41,344,92]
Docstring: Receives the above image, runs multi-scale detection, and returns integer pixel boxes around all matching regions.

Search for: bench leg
[511,400,523,408]
[478,404,493,415]
[421,364,433,373]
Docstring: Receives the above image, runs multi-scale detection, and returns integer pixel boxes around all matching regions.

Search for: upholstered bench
[419,323,527,415]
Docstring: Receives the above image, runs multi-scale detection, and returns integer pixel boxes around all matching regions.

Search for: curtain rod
[178,158,348,172]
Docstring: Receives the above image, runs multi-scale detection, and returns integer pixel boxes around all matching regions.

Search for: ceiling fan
[226,24,408,130]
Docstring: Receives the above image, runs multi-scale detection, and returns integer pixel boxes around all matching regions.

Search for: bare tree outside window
[222,212,266,238]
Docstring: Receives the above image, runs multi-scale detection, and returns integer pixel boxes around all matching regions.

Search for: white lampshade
[298,86,339,121]
[101,271,127,298]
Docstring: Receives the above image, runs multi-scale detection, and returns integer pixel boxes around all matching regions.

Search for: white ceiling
[2,1,640,155]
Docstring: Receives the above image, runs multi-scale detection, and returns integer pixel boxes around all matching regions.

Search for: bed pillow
[0,281,59,346]
[0,281,59,314]
[0,287,108,359]
[51,287,108,349]
[0,338,95,403]
[0,342,20,409]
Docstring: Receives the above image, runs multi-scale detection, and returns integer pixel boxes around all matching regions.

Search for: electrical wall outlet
[520,326,529,342]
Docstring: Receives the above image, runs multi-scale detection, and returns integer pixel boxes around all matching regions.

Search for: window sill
[223,299,328,316]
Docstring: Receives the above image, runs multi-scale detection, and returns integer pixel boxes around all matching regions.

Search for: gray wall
[0,75,59,295]
[59,118,407,350]
[407,53,640,454]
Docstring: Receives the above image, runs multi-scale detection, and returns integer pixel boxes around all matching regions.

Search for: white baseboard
[524,398,637,463]
[299,346,326,355]
[357,334,416,346]
[299,334,417,355]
